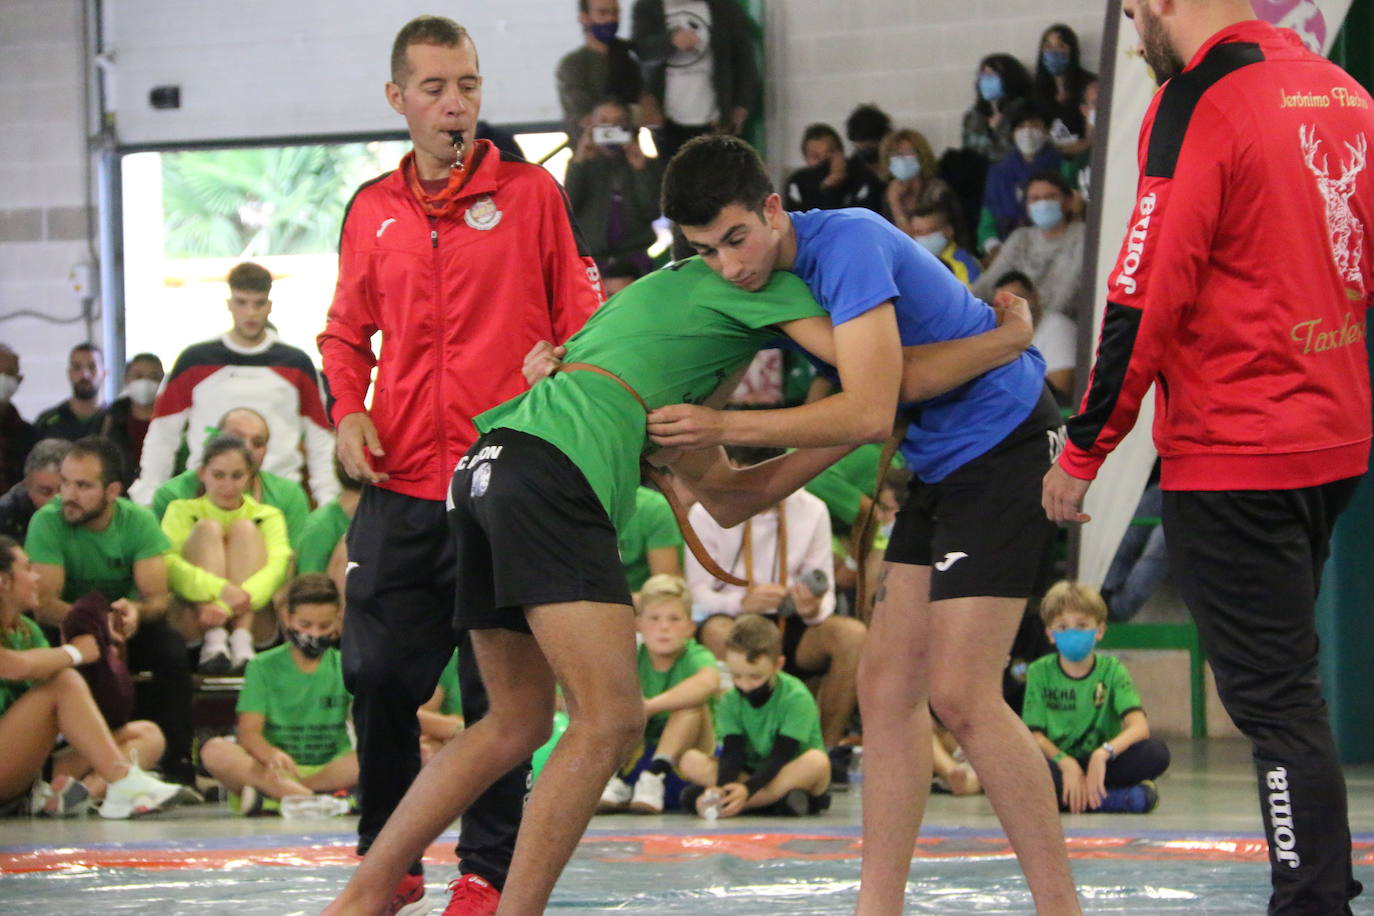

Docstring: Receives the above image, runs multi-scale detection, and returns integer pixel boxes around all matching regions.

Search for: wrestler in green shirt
[477,258,828,529]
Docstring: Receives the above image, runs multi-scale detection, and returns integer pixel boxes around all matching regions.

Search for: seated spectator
[1023,581,1171,814]
[162,435,291,674]
[130,262,338,507]
[632,0,760,160]
[688,474,865,754]
[992,270,1076,404]
[910,203,982,287]
[677,614,830,818]
[565,99,663,274]
[802,445,907,609]
[151,407,309,549]
[1100,462,1167,623]
[25,436,196,785]
[973,170,1085,319]
[619,483,683,593]
[0,344,35,493]
[35,342,108,444]
[419,650,464,766]
[601,574,718,814]
[0,536,188,818]
[200,573,356,816]
[962,53,1035,164]
[100,352,163,491]
[880,128,948,237]
[1034,23,1097,157]
[297,458,364,598]
[556,0,645,142]
[600,255,647,299]
[844,103,893,188]
[782,123,884,213]
[1061,76,1099,206]
[978,106,1062,256]
[0,439,69,541]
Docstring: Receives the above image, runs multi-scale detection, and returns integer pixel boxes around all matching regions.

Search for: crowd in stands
[0,11,1177,825]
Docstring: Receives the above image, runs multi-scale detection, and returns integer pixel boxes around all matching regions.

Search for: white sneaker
[598,774,632,812]
[42,775,92,817]
[629,770,666,814]
[199,627,231,675]
[228,628,256,674]
[100,765,189,819]
[26,779,52,816]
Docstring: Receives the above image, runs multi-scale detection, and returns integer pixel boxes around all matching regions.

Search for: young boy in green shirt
[200,573,356,815]
[678,614,830,818]
[600,574,718,814]
[1022,580,1170,814]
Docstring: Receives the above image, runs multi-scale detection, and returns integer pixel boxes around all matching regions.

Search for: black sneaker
[827,746,853,792]
[808,791,832,815]
[678,784,705,815]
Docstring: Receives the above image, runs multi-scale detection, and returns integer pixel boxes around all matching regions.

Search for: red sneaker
[386,872,427,916]
[441,874,501,916]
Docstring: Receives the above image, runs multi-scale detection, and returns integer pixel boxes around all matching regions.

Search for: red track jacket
[1062,21,1374,491]
[318,141,602,500]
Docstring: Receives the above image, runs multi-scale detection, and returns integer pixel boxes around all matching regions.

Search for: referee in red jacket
[1044,2,1373,913]
[318,16,600,915]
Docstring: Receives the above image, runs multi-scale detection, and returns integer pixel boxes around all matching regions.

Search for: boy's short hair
[994,270,1035,293]
[845,104,892,144]
[1039,580,1108,626]
[800,123,842,154]
[287,573,341,613]
[638,574,691,614]
[725,613,783,662]
[227,262,272,294]
[911,202,953,227]
[1028,168,1073,197]
[661,134,774,227]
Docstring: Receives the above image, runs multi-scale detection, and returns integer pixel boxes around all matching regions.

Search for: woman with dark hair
[1034,24,1097,155]
[961,53,1034,162]
[0,535,186,818]
[972,169,1086,320]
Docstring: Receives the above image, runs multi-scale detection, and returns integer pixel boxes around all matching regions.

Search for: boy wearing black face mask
[677,614,829,818]
[200,574,356,815]
[1022,580,1170,816]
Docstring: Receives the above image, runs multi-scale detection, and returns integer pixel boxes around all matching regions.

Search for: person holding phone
[565,99,665,278]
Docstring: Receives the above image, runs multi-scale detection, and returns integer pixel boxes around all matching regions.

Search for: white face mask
[888,154,920,182]
[1086,108,1097,130]
[914,230,947,255]
[1014,126,1047,158]
[121,378,159,407]
[0,374,17,404]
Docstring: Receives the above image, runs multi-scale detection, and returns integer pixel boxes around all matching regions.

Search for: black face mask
[737,681,775,708]
[286,628,337,659]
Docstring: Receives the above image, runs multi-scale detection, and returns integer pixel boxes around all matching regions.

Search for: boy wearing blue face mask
[676,614,830,819]
[1022,580,1170,814]
[199,573,357,815]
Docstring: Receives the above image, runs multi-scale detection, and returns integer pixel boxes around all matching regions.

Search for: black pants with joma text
[1163,480,1363,916]
[343,485,527,886]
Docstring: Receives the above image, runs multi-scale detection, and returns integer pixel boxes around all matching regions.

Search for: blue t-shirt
[789,208,1046,482]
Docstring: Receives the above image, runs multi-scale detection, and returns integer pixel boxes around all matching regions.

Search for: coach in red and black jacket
[316,17,601,910]
[1045,6,1373,913]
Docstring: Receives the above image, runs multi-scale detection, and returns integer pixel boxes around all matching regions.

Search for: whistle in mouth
[448,131,465,168]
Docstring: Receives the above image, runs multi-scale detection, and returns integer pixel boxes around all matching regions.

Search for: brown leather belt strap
[554,362,750,588]
[852,422,909,616]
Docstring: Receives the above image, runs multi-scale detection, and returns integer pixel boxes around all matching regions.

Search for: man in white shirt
[129,263,338,506]
[686,483,865,749]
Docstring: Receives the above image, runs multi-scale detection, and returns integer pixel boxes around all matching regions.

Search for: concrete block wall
[763,0,1110,173]
[0,0,96,421]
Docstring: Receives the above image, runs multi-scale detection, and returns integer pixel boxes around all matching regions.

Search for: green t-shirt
[803,443,906,528]
[236,643,352,766]
[1021,652,1144,760]
[436,650,463,717]
[715,670,824,771]
[476,258,826,528]
[0,616,49,716]
[637,637,715,744]
[152,468,310,549]
[618,487,683,591]
[297,500,351,574]
[24,499,171,603]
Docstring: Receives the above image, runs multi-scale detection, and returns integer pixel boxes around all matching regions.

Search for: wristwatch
[1100,742,1117,761]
